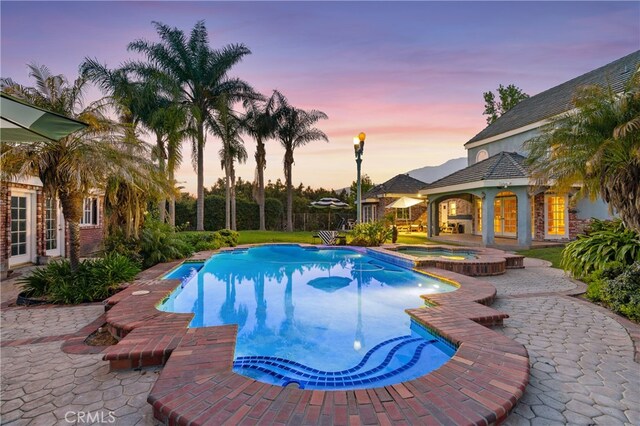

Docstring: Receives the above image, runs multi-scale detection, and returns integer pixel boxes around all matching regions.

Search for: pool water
[396,247,477,260]
[159,245,457,389]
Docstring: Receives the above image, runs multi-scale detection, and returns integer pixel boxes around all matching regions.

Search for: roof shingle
[466,50,640,145]
[424,152,528,191]
[364,174,427,198]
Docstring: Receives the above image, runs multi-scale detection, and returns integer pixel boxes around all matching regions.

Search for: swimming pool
[159,245,457,390]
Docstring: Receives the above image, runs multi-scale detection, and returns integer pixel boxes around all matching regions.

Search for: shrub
[101,229,142,263]
[19,253,140,304]
[585,261,625,302]
[601,261,640,321]
[217,229,239,247]
[561,219,640,278]
[139,219,192,268]
[349,221,392,247]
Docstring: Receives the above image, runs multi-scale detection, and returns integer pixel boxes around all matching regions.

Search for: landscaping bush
[139,219,192,268]
[585,261,625,302]
[19,253,140,304]
[601,261,640,321]
[349,221,392,247]
[561,219,640,278]
[101,229,142,263]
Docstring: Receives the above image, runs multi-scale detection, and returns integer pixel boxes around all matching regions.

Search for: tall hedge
[175,195,283,231]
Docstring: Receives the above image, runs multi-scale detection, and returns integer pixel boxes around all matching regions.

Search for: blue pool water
[159,245,457,389]
[396,247,477,260]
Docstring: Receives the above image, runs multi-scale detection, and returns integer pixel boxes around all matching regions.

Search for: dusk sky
[2,1,638,194]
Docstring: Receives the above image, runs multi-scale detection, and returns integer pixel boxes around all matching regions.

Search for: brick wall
[533,193,545,240]
[0,184,9,276]
[569,209,590,239]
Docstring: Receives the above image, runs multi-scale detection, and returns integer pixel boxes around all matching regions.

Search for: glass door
[10,195,31,264]
[493,193,517,237]
[45,197,64,257]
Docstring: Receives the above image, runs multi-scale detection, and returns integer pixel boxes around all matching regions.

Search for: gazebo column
[482,190,497,246]
[515,187,532,248]
[427,200,436,237]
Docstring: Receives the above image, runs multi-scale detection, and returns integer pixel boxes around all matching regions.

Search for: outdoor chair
[312,230,346,245]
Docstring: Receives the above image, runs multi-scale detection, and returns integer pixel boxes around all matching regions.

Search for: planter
[16,291,49,306]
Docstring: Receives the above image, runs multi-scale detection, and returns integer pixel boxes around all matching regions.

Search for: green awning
[1,93,87,142]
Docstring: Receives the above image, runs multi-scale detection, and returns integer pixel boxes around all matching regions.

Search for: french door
[9,193,32,265]
[45,197,64,257]
[493,195,517,237]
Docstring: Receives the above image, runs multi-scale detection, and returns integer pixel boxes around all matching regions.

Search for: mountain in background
[405,157,467,184]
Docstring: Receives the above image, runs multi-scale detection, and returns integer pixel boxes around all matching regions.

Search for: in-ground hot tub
[371,245,524,276]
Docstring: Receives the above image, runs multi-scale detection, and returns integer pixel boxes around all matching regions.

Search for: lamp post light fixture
[353,132,366,224]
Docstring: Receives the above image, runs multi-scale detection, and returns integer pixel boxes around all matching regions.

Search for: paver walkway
[1,257,638,425]
[483,258,640,426]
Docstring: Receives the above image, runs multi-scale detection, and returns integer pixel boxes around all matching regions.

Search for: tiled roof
[466,50,640,145]
[424,152,528,191]
[364,174,427,198]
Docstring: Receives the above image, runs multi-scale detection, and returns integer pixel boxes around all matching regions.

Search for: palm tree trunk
[225,165,231,230]
[196,122,205,231]
[157,134,167,223]
[59,192,83,271]
[284,147,294,232]
[168,168,176,227]
[231,164,237,231]
[256,139,266,231]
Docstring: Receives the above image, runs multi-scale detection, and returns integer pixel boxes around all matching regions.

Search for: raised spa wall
[371,245,525,276]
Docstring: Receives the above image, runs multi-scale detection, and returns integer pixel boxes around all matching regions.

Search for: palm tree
[274,93,328,231]
[526,69,640,232]
[1,64,157,270]
[210,97,247,230]
[244,92,278,230]
[127,21,254,231]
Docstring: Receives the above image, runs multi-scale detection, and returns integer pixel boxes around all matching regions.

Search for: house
[361,174,427,227]
[421,50,640,249]
[0,178,104,278]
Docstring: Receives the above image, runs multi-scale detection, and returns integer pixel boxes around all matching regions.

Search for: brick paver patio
[1,252,638,425]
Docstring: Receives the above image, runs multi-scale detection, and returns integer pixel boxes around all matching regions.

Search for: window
[396,208,409,220]
[476,150,489,163]
[475,198,482,233]
[362,204,377,223]
[546,195,566,237]
[45,198,57,251]
[80,197,98,226]
[11,196,27,256]
[449,201,457,216]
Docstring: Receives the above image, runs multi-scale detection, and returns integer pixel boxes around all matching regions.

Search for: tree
[210,96,247,230]
[348,174,375,205]
[128,21,254,231]
[525,69,640,233]
[1,64,157,270]
[81,59,186,228]
[273,93,329,231]
[483,84,529,124]
[244,91,278,230]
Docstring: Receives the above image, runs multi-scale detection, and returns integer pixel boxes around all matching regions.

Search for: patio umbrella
[1,93,87,142]
[387,196,424,226]
[310,197,350,229]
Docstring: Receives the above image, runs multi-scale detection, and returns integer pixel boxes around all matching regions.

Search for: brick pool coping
[102,245,529,425]
[375,245,525,276]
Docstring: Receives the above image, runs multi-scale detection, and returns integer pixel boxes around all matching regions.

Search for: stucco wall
[467,128,539,165]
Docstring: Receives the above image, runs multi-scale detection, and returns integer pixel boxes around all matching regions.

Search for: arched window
[476,150,489,163]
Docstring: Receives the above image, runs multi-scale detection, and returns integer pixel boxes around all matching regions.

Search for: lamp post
[353,132,366,224]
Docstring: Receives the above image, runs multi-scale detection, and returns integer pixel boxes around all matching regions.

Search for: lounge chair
[312,230,346,245]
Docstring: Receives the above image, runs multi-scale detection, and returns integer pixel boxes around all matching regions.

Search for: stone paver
[487,257,578,296]
[482,259,640,426]
[1,341,159,425]
[1,254,638,425]
[1,305,104,341]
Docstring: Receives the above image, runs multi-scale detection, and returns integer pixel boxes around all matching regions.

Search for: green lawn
[235,230,435,246]
[237,230,317,245]
[516,246,564,269]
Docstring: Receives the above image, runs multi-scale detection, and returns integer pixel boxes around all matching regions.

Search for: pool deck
[100,245,529,425]
[3,247,640,424]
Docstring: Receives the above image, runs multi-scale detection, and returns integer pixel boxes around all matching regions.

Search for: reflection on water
[160,245,456,370]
